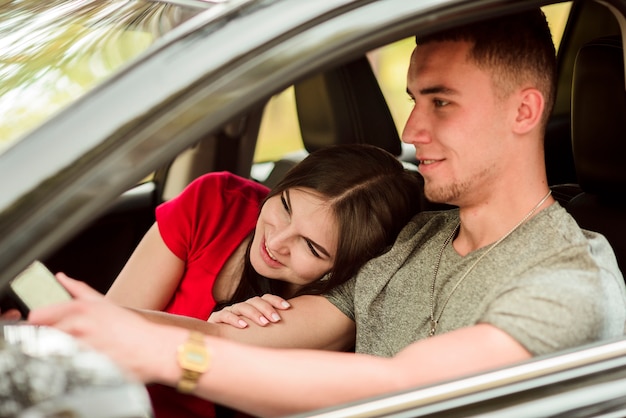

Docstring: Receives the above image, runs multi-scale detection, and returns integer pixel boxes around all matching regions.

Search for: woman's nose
[267,228,291,255]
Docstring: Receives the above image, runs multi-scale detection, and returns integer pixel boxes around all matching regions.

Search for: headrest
[294,56,402,156]
[571,36,626,196]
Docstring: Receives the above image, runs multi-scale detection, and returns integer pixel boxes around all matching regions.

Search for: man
[29,8,626,418]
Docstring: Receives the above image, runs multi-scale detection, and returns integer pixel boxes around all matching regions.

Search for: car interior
[2,0,626,416]
[565,34,626,272]
[8,0,622,314]
[262,55,403,189]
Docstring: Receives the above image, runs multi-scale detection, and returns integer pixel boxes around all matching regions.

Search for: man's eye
[434,99,450,107]
[306,240,321,258]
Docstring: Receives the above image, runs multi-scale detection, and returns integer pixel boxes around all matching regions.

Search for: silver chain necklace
[428,190,552,337]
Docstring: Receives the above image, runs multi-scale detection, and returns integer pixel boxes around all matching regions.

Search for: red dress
[148,172,269,418]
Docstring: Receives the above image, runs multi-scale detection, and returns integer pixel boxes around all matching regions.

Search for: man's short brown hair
[417,9,557,129]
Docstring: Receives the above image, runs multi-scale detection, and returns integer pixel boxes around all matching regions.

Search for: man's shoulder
[534,203,620,266]
[351,209,460,285]
[399,208,459,238]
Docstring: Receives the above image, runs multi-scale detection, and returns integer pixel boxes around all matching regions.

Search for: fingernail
[271,313,281,322]
[238,320,248,328]
[281,301,291,308]
[259,316,269,325]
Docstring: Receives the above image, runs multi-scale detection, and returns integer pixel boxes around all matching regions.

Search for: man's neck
[453,189,554,256]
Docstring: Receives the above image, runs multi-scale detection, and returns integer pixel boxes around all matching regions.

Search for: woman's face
[250,188,338,288]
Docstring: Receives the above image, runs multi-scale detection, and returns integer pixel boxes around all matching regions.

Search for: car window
[0,0,204,155]
[544,2,573,50]
[254,86,302,163]
[253,2,573,166]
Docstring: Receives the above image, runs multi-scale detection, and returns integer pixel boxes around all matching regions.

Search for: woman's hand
[208,294,291,328]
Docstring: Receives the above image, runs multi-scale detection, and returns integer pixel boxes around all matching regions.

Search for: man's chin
[424,186,460,206]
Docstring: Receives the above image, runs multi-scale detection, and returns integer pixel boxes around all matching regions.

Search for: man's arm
[29,276,531,417]
[184,323,531,417]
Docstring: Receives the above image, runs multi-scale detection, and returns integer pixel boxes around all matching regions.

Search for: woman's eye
[280,194,290,214]
[306,240,321,258]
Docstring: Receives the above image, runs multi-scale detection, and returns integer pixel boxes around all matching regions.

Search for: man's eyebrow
[419,85,459,96]
[406,85,459,96]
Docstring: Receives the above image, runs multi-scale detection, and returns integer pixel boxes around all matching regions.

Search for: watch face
[179,346,210,372]
[176,333,210,393]
[177,333,210,373]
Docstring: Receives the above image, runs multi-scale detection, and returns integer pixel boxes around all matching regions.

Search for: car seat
[261,56,403,188]
[566,35,626,271]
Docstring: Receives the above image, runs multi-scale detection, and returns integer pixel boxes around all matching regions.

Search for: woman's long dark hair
[215,144,423,310]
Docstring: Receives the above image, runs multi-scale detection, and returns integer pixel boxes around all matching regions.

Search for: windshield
[0,0,205,154]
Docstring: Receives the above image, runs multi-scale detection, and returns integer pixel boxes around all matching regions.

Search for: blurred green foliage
[0,0,193,153]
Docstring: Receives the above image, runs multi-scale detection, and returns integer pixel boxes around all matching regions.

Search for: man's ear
[513,88,545,134]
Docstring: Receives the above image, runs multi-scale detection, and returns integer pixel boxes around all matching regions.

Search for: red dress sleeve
[155,172,269,319]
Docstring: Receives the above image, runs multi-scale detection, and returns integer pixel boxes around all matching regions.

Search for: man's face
[402,40,514,206]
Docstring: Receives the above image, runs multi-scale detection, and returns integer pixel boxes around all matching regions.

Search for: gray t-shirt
[325,203,626,357]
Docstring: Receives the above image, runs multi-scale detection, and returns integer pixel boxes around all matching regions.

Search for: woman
[106,143,423,418]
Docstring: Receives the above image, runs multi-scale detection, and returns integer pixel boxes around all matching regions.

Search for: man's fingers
[55,273,104,301]
[0,309,22,321]
[28,301,79,327]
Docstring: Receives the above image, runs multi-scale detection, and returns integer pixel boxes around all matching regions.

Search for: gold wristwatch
[176,331,211,393]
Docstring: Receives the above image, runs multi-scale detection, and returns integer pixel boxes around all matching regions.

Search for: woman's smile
[260,237,282,268]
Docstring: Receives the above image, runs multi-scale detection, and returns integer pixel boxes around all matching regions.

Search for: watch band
[177,331,211,394]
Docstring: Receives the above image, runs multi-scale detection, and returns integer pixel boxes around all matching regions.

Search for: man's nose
[402,106,431,145]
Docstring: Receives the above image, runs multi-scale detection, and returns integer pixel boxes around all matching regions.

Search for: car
[1,0,626,416]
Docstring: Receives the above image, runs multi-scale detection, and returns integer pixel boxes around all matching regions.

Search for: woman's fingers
[252,295,290,323]
[208,294,292,327]
[260,294,291,310]
[208,309,249,328]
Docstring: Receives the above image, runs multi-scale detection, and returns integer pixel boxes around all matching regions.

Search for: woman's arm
[134,294,353,351]
[106,223,184,310]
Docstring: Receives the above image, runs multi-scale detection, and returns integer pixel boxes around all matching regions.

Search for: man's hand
[0,308,22,321]
[28,273,179,383]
